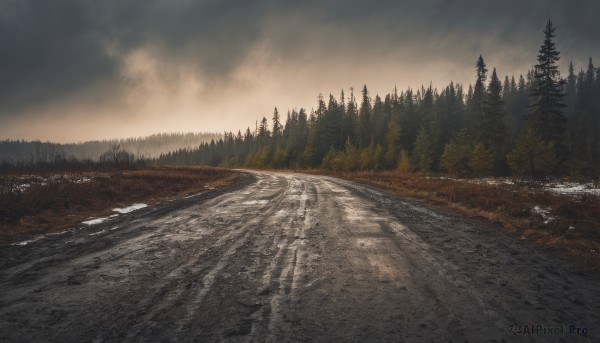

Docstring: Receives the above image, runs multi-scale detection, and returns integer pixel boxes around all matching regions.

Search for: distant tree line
[0,144,148,173]
[0,132,221,165]
[159,21,599,179]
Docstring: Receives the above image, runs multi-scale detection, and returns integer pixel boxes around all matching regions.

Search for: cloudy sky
[1,0,598,142]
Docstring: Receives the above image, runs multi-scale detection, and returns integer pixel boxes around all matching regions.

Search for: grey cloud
[0,0,599,138]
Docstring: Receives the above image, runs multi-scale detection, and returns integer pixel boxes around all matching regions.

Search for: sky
[0,0,599,143]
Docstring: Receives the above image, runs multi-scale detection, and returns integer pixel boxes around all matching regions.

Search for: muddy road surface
[1,171,598,342]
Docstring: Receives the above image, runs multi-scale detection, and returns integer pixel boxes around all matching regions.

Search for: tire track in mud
[125,173,295,340]
[119,173,319,341]
[254,176,316,342]
[174,174,320,341]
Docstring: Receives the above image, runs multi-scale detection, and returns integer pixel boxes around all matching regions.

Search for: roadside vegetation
[0,159,239,244]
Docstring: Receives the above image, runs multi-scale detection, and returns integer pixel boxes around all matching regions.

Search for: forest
[159,21,599,179]
[0,132,220,166]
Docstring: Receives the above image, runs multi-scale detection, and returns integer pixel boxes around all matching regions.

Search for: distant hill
[0,132,221,164]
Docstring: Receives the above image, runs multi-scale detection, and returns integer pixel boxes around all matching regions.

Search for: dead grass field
[307,170,600,270]
[0,166,240,244]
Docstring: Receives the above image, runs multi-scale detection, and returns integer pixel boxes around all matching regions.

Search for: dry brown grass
[0,166,240,244]
[313,170,600,270]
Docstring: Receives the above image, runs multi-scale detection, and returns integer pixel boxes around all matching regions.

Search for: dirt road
[1,171,598,342]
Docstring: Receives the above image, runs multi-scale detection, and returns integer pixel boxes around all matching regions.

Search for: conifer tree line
[0,132,221,165]
[159,21,600,178]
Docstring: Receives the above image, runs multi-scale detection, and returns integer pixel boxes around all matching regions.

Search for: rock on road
[1,171,598,342]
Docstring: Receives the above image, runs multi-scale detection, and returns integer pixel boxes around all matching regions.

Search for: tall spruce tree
[482,68,507,168]
[345,87,359,145]
[412,127,433,172]
[358,85,372,148]
[529,20,566,144]
[472,55,488,142]
[272,107,282,144]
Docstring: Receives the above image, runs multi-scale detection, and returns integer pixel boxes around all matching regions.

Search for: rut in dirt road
[0,171,598,342]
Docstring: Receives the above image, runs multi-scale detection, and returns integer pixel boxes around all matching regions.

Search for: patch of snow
[112,203,148,214]
[532,205,551,218]
[89,229,107,236]
[6,183,31,194]
[16,183,30,192]
[435,176,599,197]
[82,214,118,225]
[11,235,45,246]
[543,182,600,196]
[483,178,515,186]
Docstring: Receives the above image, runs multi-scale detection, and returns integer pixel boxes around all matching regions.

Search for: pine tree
[342,138,359,171]
[440,131,472,176]
[324,94,343,150]
[529,20,566,144]
[272,107,282,144]
[469,143,494,176]
[568,58,598,176]
[472,55,488,141]
[372,95,387,146]
[345,87,358,145]
[565,61,577,113]
[400,88,417,150]
[359,138,376,170]
[397,149,411,174]
[445,81,465,136]
[507,127,558,176]
[384,118,400,168]
[412,127,433,173]
[271,147,287,168]
[482,68,507,168]
[258,117,270,143]
[374,144,384,170]
[358,85,372,148]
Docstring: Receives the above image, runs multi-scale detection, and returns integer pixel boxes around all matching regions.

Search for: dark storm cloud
[0,0,599,139]
[0,0,266,113]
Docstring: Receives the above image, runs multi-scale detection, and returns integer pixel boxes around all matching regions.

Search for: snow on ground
[11,235,47,246]
[2,174,99,194]
[82,214,119,225]
[542,182,600,196]
[113,203,148,214]
[82,203,147,225]
[434,176,599,198]
[74,177,92,184]
[14,183,31,193]
[88,229,107,236]
[531,205,555,224]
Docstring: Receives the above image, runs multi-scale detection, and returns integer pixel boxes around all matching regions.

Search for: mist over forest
[158,22,600,178]
[0,132,220,164]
